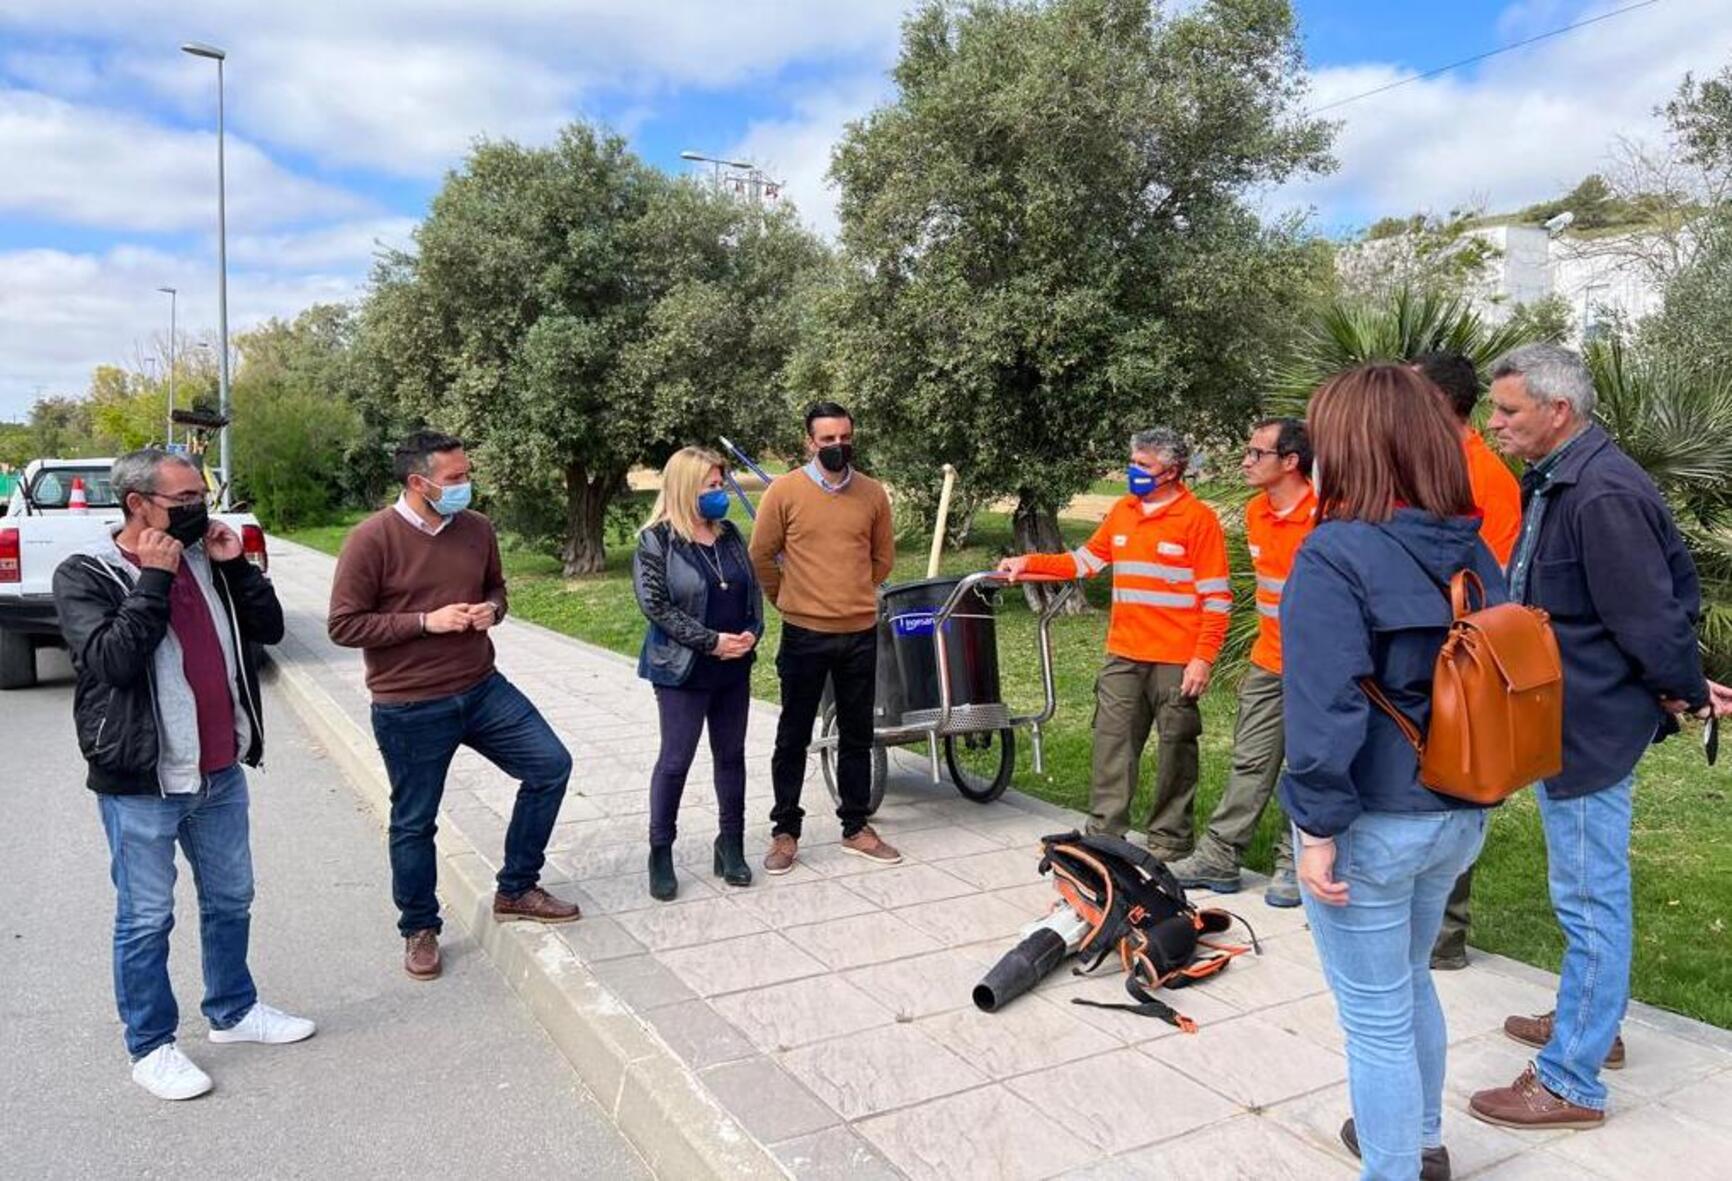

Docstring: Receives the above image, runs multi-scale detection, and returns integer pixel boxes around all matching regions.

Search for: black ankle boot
[648,845,678,901]
[714,833,752,887]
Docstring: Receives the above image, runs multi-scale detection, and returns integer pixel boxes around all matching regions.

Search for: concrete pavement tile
[1008,1048,1239,1154]
[958,811,1067,849]
[1548,1100,1732,1179]
[660,931,829,997]
[560,841,667,881]
[1603,1023,1732,1102]
[857,1084,1097,1181]
[1139,1013,1346,1108]
[554,915,646,964]
[564,865,721,913]
[711,974,896,1053]
[992,881,1063,915]
[841,862,976,909]
[1472,1147,1619,1180]
[1659,1067,1732,1127]
[1431,965,1565,1044]
[779,1023,987,1120]
[891,824,1004,862]
[553,793,608,822]
[921,995,1118,1079]
[938,847,1045,891]
[1195,951,1330,1013]
[699,1056,841,1144]
[890,892,1034,947]
[1267,1080,1533,1179]
[728,879,879,930]
[643,999,758,1069]
[1445,1031,1558,1103]
[588,953,699,1010]
[843,945,1001,1021]
[586,791,651,818]
[1041,972,1245,1043]
[1091,1113,1356,1179]
[1259,991,1343,1054]
[614,895,769,951]
[1254,927,1321,966]
[785,911,943,971]
[749,860,828,889]
[770,1126,902,1181]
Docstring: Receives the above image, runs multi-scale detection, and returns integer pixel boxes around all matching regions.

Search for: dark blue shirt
[682,540,754,690]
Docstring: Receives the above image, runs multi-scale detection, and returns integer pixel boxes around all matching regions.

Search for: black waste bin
[881,577,1001,718]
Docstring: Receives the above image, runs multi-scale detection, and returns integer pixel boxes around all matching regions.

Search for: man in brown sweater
[749,401,901,873]
[328,431,580,981]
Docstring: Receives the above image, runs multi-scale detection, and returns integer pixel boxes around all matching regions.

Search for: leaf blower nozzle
[973,905,1089,1012]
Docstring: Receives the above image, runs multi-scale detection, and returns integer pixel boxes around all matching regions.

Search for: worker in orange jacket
[1168,417,1315,908]
[999,428,1231,858]
[1415,350,1523,969]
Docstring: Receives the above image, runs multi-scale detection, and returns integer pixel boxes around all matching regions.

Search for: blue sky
[2,0,1727,419]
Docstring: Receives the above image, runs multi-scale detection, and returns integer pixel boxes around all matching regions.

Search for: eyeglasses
[1244,446,1285,463]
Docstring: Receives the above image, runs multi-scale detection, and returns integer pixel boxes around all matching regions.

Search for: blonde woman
[632,447,762,900]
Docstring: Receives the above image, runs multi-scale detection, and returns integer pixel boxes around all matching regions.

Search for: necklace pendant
[720,580,729,590]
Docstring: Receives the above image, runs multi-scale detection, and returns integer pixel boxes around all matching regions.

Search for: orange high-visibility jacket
[1246,485,1317,676]
[1463,427,1521,568]
[1025,487,1232,665]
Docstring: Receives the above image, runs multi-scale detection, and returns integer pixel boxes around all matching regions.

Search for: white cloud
[724,73,893,239]
[1275,0,1732,232]
[0,242,368,418]
[228,217,419,271]
[0,86,366,232]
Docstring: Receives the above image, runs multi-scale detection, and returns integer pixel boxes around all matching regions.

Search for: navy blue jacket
[1278,510,1507,838]
[1516,425,1704,797]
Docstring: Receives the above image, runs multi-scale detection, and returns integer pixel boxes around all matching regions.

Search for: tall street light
[680,149,753,193]
[157,286,177,447]
[181,40,231,507]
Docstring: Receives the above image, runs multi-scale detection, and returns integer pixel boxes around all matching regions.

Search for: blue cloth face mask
[1127,465,1158,497]
[698,489,731,520]
[423,479,472,517]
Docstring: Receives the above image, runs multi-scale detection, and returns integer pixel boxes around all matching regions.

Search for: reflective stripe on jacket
[1024,487,1231,664]
[1246,485,1317,675]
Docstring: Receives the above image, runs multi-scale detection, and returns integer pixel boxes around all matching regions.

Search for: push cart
[812,570,1075,815]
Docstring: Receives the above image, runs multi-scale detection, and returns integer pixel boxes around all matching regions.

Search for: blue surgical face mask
[698,489,731,520]
[1127,465,1157,497]
[421,479,472,517]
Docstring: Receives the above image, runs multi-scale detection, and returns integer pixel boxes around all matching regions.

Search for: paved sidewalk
[265,537,1732,1180]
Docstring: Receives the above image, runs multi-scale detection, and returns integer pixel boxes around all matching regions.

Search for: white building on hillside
[1471,223,1664,340]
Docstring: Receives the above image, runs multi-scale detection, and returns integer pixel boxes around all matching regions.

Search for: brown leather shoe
[1469,1065,1605,1130]
[492,886,581,925]
[1341,1118,1451,1180]
[1504,1010,1625,1069]
[764,833,798,876]
[404,929,441,981]
[840,825,902,865]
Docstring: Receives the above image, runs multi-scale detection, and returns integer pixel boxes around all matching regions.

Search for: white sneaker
[209,1002,317,1046]
[131,1043,213,1101]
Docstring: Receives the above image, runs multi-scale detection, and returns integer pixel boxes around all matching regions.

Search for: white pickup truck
[0,457,267,689]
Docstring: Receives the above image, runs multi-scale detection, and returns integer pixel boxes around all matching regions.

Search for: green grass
[283,504,1732,1028]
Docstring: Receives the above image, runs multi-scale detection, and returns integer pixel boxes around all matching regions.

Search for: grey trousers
[1197,666,1294,869]
[1088,656,1201,855]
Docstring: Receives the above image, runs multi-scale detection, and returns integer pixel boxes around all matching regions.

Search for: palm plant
[1270,286,1546,412]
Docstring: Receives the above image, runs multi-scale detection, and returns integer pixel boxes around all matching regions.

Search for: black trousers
[770,622,876,839]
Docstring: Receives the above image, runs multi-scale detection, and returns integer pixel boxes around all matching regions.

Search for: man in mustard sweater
[749,402,902,873]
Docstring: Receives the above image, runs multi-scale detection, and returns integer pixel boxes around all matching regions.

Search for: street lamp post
[680,150,758,198]
[181,40,231,507]
[157,286,177,447]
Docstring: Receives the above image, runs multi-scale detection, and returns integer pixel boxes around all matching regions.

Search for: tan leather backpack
[1361,570,1563,804]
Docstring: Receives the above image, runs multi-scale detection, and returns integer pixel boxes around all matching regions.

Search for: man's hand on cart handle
[995,555,1032,581]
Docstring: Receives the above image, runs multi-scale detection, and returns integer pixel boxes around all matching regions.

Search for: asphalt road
[0,649,648,1180]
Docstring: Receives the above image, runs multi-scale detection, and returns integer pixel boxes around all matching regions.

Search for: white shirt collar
[394,493,450,536]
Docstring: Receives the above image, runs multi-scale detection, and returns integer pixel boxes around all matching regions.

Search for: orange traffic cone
[69,477,89,514]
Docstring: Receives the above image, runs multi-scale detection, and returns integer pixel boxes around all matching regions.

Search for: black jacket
[1516,425,1705,797]
[53,549,284,795]
[633,520,762,687]
[1279,511,1508,837]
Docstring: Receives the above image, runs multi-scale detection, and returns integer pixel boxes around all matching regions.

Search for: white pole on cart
[927,464,957,579]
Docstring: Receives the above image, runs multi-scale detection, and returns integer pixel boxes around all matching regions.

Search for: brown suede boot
[1504,1010,1625,1069]
[492,886,582,924]
[404,929,441,981]
[1469,1065,1605,1131]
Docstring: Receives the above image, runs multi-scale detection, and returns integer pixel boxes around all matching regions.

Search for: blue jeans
[1301,809,1488,1181]
[98,765,257,1060]
[1534,774,1634,1111]
[370,673,572,937]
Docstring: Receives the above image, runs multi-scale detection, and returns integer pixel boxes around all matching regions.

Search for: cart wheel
[944,729,1016,803]
[818,703,888,815]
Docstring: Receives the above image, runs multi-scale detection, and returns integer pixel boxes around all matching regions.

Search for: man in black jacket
[53,449,312,1101]
[1468,345,1727,1132]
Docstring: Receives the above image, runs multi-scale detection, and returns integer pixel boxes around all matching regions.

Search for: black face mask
[816,443,854,474]
[165,501,211,547]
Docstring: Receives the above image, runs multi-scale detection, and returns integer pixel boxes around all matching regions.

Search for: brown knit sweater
[748,467,895,633]
[327,507,508,702]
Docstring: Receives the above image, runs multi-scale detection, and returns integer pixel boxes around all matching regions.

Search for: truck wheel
[0,630,38,690]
